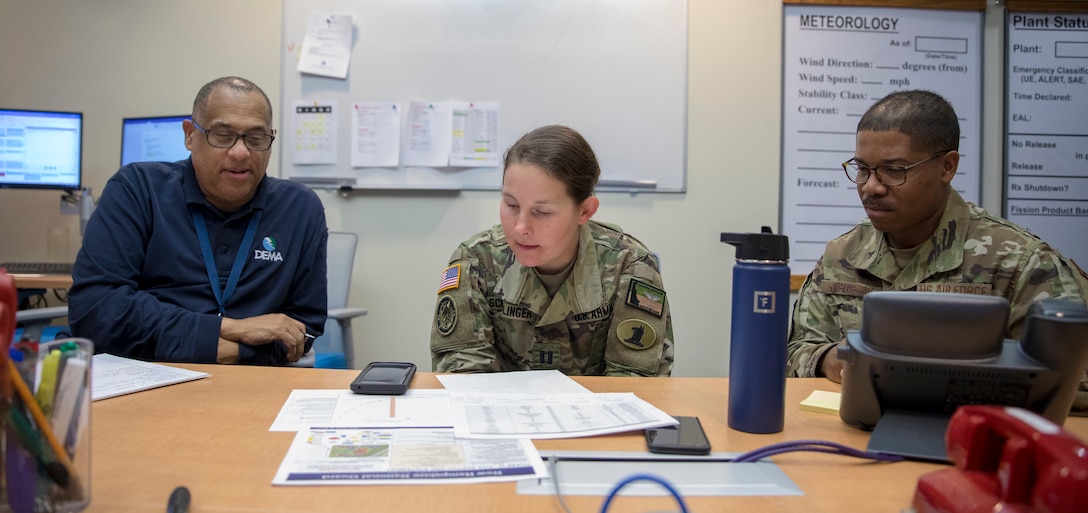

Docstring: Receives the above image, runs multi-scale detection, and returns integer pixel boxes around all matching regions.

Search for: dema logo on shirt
[254,236,284,262]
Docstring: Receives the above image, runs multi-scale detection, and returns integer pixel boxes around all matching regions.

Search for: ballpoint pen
[168,486,191,513]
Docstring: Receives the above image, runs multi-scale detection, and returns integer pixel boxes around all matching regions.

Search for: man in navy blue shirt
[70,77,328,365]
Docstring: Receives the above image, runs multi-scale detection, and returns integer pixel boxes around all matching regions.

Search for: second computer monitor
[0,108,83,190]
[120,115,191,167]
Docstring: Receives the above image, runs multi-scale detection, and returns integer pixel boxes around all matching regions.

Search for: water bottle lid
[720,226,790,260]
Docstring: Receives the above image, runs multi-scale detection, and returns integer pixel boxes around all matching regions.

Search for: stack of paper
[92,354,209,401]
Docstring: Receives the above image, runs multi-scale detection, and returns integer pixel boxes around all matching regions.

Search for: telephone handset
[912,405,1088,513]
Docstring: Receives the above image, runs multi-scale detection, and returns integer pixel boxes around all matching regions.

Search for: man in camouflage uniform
[787,90,1088,410]
[431,220,674,376]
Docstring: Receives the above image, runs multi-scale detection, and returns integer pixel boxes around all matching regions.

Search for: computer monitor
[838,291,1088,462]
[120,114,191,167]
[0,108,82,190]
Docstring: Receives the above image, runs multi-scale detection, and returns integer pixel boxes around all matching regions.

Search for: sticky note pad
[800,390,841,415]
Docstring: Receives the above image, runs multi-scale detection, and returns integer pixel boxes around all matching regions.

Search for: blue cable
[599,473,690,513]
[730,439,904,463]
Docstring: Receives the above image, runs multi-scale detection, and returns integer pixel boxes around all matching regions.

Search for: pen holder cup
[1,337,92,513]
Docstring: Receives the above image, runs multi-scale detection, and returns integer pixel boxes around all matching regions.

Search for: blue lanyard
[191,208,263,316]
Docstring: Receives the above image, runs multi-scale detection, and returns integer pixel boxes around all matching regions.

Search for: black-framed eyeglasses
[842,151,951,187]
[191,120,276,152]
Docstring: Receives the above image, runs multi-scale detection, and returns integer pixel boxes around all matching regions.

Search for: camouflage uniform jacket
[787,189,1088,385]
[430,220,674,376]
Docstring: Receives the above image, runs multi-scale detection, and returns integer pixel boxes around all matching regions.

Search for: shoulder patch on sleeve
[435,294,457,336]
[438,264,461,294]
[617,319,657,350]
[625,279,665,318]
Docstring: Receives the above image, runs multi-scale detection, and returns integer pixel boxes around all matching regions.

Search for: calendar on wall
[291,100,337,165]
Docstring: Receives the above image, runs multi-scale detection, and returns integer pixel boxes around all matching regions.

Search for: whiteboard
[280,0,688,192]
[1004,11,1088,268]
[780,5,983,273]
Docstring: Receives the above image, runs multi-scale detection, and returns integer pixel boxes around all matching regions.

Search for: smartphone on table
[349,361,416,395]
[645,415,712,455]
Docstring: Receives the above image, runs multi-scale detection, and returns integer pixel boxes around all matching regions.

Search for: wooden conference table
[89,366,1088,513]
[9,272,73,290]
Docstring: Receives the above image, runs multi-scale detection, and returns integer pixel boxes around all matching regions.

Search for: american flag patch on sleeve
[438,264,461,293]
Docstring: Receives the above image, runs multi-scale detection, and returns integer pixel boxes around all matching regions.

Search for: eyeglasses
[191,120,275,152]
[842,151,950,187]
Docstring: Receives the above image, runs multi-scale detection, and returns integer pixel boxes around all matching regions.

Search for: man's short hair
[857,90,959,154]
[192,76,273,124]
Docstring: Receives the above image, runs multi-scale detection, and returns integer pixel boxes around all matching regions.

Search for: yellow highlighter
[37,349,62,416]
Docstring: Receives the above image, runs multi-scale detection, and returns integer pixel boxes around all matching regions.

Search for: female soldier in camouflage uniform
[430,125,674,376]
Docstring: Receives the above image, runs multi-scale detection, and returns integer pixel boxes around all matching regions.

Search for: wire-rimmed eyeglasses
[842,150,950,187]
[192,120,276,152]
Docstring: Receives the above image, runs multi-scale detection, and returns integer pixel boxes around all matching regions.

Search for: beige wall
[0,1,1008,376]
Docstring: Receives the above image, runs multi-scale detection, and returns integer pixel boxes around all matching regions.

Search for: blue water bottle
[720,226,790,434]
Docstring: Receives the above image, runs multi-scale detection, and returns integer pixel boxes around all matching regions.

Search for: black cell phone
[645,416,711,455]
[349,362,416,395]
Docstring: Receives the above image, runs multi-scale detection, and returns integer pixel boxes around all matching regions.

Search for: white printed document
[270,389,452,432]
[449,101,500,167]
[350,101,401,167]
[449,392,677,439]
[91,354,209,401]
[296,10,354,79]
[272,428,547,485]
[403,101,453,167]
[436,369,590,395]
